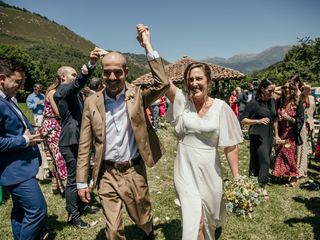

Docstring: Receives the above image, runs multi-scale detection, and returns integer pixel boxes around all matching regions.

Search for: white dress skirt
[167,89,243,240]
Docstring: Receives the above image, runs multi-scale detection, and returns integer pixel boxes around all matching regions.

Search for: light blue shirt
[26,92,45,115]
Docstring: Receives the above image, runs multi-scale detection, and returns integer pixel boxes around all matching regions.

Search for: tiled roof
[134,56,246,85]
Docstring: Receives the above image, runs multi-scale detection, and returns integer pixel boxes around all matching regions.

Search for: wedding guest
[165,62,242,239]
[26,83,49,180]
[235,86,241,96]
[82,77,104,99]
[0,58,47,240]
[40,76,67,194]
[272,79,304,186]
[76,24,169,239]
[88,77,104,92]
[303,83,316,154]
[53,49,100,228]
[239,79,277,198]
[238,83,255,116]
[315,131,320,161]
[158,95,167,117]
[297,81,316,176]
[26,83,45,127]
[150,98,160,130]
[291,75,303,96]
[229,89,239,117]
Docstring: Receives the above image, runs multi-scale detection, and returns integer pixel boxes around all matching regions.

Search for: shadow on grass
[307,161,320,180]
[155,219,182,239]
[46,214,69,240]
[284,196,320,240]
[95,219,182,240]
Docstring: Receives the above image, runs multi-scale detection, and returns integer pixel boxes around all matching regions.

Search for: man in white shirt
[77,24,169,240]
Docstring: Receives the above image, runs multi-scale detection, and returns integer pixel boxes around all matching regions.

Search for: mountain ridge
[203,45,292,74]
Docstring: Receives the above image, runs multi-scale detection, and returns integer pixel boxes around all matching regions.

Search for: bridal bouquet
[224,175,262,217]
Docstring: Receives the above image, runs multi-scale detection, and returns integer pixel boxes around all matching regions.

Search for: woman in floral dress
[40,78,67,194]
[273,79,304,186]
[315,133,320,161]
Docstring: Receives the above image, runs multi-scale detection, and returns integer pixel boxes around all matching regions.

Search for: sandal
[288,177,298,187]
[289,181,298,187]
[261,189,269,200]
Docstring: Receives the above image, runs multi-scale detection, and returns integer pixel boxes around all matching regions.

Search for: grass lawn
[1,108,320,239]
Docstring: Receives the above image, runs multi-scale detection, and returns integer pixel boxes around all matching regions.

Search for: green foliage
[0,44,45,99]
[25,42,93,86]
[252,38,320,86]
[0,3,151,91]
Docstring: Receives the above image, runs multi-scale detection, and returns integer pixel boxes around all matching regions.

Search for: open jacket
[76,57,169,187]
[0,97,41,186]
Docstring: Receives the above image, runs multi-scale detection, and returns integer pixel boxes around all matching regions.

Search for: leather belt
[104,155,141,170]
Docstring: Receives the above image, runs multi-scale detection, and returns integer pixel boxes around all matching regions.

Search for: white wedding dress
[167,89,243,240]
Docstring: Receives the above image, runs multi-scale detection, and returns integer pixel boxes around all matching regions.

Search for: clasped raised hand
[136,24,151,48]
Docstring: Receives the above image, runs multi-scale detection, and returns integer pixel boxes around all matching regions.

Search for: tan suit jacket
[77,58,169,187]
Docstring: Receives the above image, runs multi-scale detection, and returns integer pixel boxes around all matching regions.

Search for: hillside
[251,38,320,86]
[0,2,94,53]
[204,45,292,74]
[0,1,151,89]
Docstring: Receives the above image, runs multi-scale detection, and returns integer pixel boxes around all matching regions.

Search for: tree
[252,38,320,86]
[0,44,45,100]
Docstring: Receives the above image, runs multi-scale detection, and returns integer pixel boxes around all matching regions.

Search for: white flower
[125,88,135,101]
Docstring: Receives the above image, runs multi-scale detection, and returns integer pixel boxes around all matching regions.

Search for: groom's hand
[78,187,91,203]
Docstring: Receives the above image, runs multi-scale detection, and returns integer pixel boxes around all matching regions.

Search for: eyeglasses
[16,79,25,86]
[281,86,291,90]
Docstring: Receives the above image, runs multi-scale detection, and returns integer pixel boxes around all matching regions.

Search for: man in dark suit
[0,58,47,240]
[77,24,169,239]
[54,49,100,228]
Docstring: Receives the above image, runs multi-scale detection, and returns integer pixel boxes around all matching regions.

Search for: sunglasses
[281,86,291,90]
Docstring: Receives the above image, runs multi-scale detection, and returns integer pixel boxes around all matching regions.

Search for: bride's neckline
[191,97,215,118]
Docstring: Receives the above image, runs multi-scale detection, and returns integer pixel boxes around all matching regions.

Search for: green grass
[1,118,320,239]
[19,102,33,122]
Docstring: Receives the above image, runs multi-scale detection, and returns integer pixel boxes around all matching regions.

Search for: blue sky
[3,0,320,62]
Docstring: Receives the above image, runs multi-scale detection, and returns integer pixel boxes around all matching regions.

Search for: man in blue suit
[0,58,47,240]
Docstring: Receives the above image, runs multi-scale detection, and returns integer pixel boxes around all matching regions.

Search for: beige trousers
[98,161,153,240]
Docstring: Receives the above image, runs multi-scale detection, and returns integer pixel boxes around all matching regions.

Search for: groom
[76,24,169,239]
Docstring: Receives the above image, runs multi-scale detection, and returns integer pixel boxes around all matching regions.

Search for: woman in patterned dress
[315,133,320,161]
[40,77,67,194]
[272,79,304,186]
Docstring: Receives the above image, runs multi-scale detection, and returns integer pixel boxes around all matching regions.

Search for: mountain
[0,1,152,84]
[203,45,292,74]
